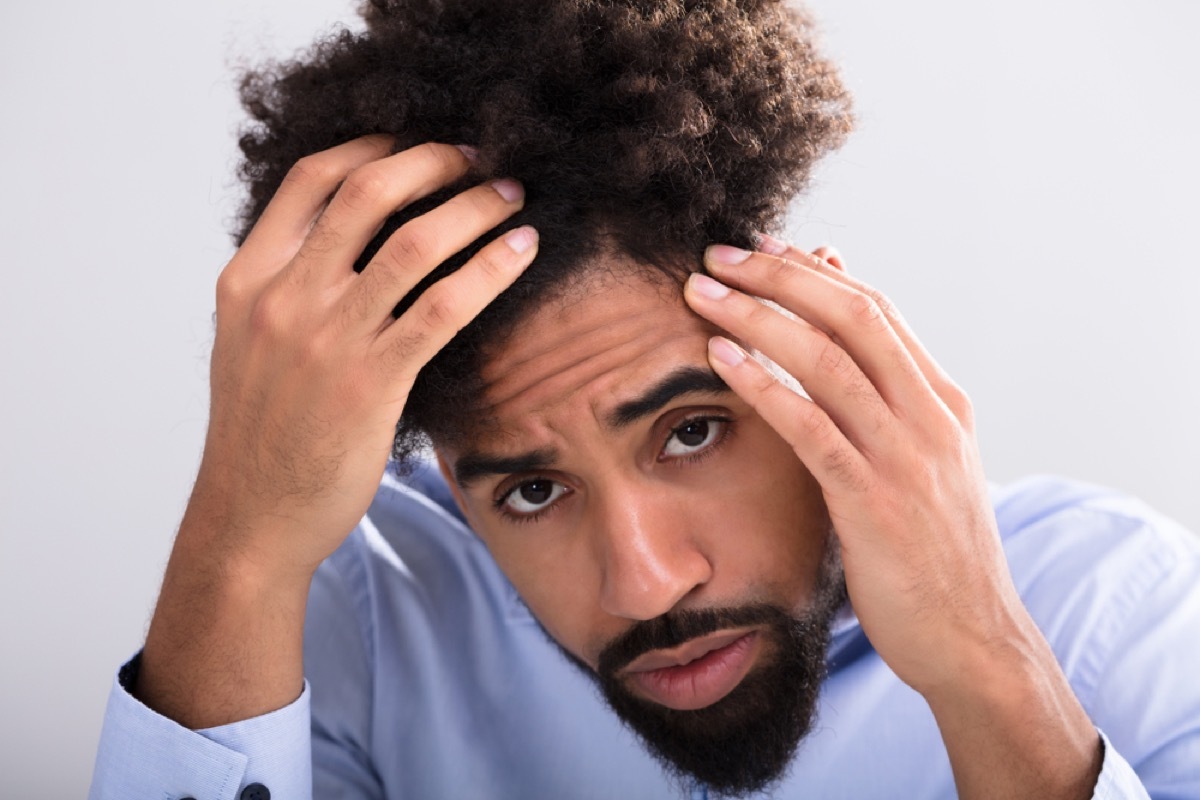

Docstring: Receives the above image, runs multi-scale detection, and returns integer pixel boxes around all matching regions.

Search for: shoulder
[314,459,527,623]
[992,475,1200,706]
[992,474,1198,594]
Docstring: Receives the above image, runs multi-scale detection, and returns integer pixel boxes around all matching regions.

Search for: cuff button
[240,784,271,800]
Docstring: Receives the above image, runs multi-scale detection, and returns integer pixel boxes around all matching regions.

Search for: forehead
[473,266,718,441]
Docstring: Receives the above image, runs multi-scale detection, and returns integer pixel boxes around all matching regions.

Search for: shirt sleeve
[87,653,313,800]
[304,538,386,799]
[1092,729,1152,800]
[1079,512,1200,798]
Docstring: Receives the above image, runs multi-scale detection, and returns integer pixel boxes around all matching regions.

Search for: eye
[662,417,726,458]
[501,478,568,516]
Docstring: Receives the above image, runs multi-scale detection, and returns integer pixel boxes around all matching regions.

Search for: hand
[684,239,1008,690]
[187,137,536,579]
[683,238,1100,798]
[139,137,537,727]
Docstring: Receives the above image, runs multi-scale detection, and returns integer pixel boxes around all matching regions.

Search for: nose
[594,485,713,620]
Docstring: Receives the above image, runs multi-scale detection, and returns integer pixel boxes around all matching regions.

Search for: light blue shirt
[89,468,1200,799]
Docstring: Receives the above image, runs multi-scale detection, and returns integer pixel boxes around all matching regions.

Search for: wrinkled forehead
[468,267,718,442]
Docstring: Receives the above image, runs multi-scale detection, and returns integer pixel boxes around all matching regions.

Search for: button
[240,785,271,800]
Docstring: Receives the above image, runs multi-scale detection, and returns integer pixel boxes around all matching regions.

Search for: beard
[550,546,848,798]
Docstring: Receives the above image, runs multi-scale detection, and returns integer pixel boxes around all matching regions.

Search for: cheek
[702,422,829,604]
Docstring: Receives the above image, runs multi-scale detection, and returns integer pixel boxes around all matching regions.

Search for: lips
[621,629,762,711]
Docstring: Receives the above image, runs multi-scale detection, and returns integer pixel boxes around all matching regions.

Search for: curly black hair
[235,0,853,463]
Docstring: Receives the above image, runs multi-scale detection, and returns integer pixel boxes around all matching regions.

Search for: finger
[340,178,525,333]
[288,142,474,289]
[705,335,871,492]
[754,234,972,425]
[702,246,933,419]
[372,226,539,386]
[684,273,893,452]
[241,135,396,262]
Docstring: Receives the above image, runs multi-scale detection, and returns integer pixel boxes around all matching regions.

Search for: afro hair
[235,0,854,462]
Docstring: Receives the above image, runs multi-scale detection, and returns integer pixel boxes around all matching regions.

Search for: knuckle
[215,266,248,308]
[339,166,390,209]
[249,290,289,339]
[386,227,436,268]
[415,287,458,331]
[742,296,776,327]
[942,380,975,424]
[470,247,511,284]
[797,405,830,439]
[283,154,338,192]
[846,291,886,330]
[866,288,899,320]
[750,369,782,400]
[816,341,856,381]
[764,254,799,286]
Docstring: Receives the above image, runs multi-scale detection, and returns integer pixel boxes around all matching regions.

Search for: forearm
[925,612,1102,800]
[135,512,314,729]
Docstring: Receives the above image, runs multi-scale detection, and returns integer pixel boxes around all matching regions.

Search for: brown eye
[520,480,553,504]
[502,478,567,516]
[662,417,725,458]
[676,420,710,448]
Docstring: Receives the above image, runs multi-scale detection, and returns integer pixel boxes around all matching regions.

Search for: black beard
[549,554,847,798]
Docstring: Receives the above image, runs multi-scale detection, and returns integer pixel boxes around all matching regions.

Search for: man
[90,1,1200,798]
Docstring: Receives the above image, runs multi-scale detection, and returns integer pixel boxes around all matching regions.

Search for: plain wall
[1,0,1196,796]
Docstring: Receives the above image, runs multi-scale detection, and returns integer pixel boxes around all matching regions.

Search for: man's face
[438,265,845,795]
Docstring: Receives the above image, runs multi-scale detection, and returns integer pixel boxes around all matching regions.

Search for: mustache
[597,604,794,677]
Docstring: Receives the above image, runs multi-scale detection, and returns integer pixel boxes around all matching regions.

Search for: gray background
[1,0,1196,796]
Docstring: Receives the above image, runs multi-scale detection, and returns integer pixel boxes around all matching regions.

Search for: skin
[434,268,827,672]
[138,138,539,724]
[686,239,1102,798]
[138,139,1102,798]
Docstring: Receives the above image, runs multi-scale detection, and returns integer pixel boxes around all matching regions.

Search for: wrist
[138,517,315,728]
[176,478,329,583]
[920,616,1102,799]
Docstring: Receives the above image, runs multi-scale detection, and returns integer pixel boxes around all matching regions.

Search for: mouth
[620,629,763,711]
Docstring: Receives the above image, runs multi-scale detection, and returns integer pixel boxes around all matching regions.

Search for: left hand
[683,237,1102,798]
[683,237,1016,693]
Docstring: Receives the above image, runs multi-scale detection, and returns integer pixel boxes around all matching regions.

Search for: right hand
[184,136,536,580]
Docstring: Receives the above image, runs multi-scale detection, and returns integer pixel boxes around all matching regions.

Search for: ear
[812,245,847,274]
[435,449,471,517]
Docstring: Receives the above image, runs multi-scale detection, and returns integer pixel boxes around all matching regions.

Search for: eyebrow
[452,366,731,489]
[454,447,559,490]
[607,366,731,429]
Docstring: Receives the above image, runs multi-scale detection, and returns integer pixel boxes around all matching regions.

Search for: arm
[684,237,1104,799]
[94,137,538,795]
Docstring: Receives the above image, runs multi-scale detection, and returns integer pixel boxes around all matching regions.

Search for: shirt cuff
[88,653,312,800]
[1091,728,1151,800]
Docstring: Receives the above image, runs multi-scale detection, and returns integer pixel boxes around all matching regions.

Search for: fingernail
[753,233,789,256]
[504,225,538,255]
[455,144,479,163]
[491,178,524,203]
[706,244,752,266]
[709,337,748,367]
[688,273,730,301]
